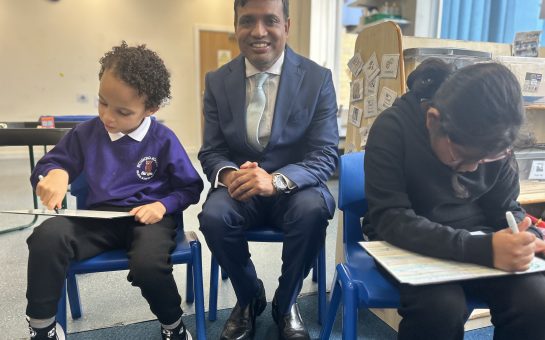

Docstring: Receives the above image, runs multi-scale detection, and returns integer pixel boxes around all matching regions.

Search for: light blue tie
[246,73,269,152]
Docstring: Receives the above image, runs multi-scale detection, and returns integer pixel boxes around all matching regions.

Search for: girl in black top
[364,59,545,340]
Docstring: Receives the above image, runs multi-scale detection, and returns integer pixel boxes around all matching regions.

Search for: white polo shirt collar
[107,116,151,142]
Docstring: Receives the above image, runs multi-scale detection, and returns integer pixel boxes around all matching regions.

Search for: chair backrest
[338,151,368,249]
[70,174,89,209]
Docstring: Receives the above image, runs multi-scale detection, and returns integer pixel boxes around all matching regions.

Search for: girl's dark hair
[99,41,171,110]
[407,58,454,101]
[408,58,524,156]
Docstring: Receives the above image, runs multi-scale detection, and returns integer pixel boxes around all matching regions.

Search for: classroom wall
[0,0,311,155]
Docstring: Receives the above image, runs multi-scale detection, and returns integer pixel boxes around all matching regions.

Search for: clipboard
[2,209,132,219]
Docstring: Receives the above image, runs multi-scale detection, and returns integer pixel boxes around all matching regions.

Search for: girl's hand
[492,217,541,272]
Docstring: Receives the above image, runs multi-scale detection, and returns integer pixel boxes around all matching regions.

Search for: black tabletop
[0,122,74,146]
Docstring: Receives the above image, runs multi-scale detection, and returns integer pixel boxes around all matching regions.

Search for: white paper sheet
[529,160,545,180]
[381,54,400,79]
[377,86,397,113]
[351,78,365,102]
[2,209,132,219]
[363,52,380,81]
[363,95,378,118]
[360,241,545,285]
[348,104,363,127]
[365,76,378,97]
[347,53,364,77]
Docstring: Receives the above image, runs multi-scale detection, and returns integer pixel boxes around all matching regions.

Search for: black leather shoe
[220,279,266,340]
[272,297,310,340]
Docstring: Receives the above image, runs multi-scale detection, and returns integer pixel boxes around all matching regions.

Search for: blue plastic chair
[319,151,486,339]
[55,175,206,339]
[208,227,327,325]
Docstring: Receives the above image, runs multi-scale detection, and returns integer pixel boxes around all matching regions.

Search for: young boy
[26,42,203,340]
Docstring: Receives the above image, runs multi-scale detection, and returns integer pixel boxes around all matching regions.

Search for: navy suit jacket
[198,47,339,211]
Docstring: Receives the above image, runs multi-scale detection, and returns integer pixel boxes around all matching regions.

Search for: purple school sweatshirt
[31,117,203,214]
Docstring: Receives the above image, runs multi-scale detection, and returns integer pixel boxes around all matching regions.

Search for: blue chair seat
[56,229,206,339]
[66,231,194,274]
[208,226,327,325]
[55,175,206,339]
[244,227,285,241]
[345,245,400,308]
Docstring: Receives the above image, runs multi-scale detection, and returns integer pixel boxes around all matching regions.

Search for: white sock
[161,317,181,330]
[28,316,55,329]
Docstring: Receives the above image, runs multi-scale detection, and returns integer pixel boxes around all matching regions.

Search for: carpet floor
[68,292,494,339]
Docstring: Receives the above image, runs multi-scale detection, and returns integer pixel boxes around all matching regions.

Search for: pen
[505,211,519,234]
[38,175,59,214]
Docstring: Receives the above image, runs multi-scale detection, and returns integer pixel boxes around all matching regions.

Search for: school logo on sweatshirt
[136,156,158,180]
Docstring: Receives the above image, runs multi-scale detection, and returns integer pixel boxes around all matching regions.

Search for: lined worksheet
[360,241,545,285]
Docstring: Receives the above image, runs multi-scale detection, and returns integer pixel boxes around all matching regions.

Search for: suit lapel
[268,47,304,147]
[224,56,249,149]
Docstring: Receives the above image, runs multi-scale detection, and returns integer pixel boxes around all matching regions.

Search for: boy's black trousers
[26,211,183,325]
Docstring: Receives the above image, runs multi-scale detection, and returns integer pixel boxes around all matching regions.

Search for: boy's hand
[36,169,69,210]
[130,202,166,224]
[492,217,537,272]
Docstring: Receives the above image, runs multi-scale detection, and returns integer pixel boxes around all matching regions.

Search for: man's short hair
[234,0,289,26]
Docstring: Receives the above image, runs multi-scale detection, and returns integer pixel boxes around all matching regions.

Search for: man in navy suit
[198,0,338,338]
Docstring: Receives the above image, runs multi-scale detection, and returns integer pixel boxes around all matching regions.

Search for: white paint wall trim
[193,24,235,149]
[309,0,343,103]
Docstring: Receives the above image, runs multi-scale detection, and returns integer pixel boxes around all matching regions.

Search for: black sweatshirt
[363,91,541,268]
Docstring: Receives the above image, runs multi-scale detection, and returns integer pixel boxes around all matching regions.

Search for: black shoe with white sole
[161,320,192,340]
[27,319,65,340]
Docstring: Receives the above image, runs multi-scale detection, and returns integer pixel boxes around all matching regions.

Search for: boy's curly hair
[99,41,171,110]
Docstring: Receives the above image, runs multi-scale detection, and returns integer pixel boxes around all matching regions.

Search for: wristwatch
[272,173,289,194]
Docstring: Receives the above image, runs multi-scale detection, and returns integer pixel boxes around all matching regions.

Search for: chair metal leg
[185,263,194,304]
[209,256,220,321]
[317,246,327,325]
[56,281,67,333]
[319,268,342,340]
[0,215,38,235]
[190,240,207,340]
[0,146,39,235]
[66,272,82,319]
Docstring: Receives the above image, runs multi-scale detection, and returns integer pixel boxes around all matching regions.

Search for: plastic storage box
[515,149,545,181]
[403,47,492,77]
[494,56,545,104]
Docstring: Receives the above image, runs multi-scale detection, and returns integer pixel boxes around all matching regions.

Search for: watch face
[274,175,288,191]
